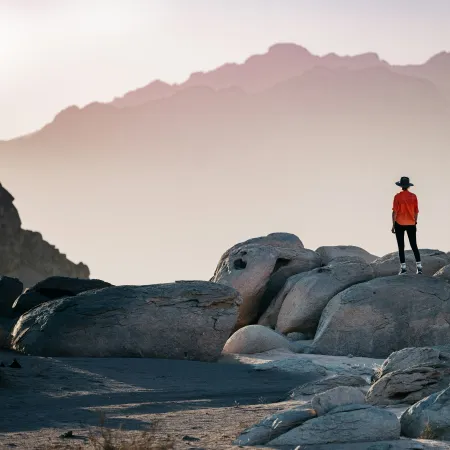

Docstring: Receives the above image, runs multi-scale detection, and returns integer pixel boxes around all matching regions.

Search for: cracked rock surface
[10,281,241,361]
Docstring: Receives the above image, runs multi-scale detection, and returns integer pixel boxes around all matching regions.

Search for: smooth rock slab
[313,275,450,358]
[275,257,374,334]
[268,404,400,446]
[233,407,316,446]
[367,366,450,406]
[222,325,291,355]
[252,357,327,380]
[291,374,368,398]
[312,386,366,416]
[10,281,241,362]
[401,386,450,439]
[316,245,379,265]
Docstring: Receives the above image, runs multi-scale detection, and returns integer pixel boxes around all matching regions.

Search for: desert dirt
[2,348,450,450]
[0,349,315,449]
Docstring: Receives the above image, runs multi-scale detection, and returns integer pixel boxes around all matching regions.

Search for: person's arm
[392,195,398,233]
[415,196,419,225]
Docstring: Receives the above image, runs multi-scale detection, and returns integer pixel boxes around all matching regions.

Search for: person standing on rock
[391,176,422,275]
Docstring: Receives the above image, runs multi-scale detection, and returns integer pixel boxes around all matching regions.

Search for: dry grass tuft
[419,422,438,440]
[88,413,175,450]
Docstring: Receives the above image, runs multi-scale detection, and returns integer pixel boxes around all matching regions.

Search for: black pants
[394,222,421,264]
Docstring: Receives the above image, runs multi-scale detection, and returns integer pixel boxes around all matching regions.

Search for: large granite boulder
[211,233,321,330]
[0,276,23,317]
[316,245,378,265]
[371,249,449,278]
[401,386,450,439]
[274,257,374,334]
[11,281,241,361]
[0,183,89,287]
[268,404,400,446]
[222,324,291,355]
[11,276,112,317]
[313,275,450,358]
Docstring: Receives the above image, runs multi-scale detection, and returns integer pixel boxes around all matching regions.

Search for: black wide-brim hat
[395,176,414,187]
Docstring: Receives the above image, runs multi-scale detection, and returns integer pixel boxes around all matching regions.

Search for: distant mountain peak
[267,42,312,56]
[427,51,450,66]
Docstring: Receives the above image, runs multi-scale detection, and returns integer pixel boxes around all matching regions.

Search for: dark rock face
[313,275,450,358]
[11,281,241,362]
[11,276,112,317]
[0,276,23,317]
[0,183,89,288]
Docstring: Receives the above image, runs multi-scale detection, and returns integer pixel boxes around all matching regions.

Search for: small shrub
[88,413,175,450]
[419,422,438,440]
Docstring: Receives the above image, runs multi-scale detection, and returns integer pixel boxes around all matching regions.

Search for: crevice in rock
[233,258,247,270]
[272,258,291,274]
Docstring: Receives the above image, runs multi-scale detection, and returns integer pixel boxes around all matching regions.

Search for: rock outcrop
[367,365,450,406]
[313,275,450,358]
[373,347,450,382]
[11,276,112,318]
[366,347,450,406]
[0,183,89,287]
[211,233,321,331]
[11,281,241,361]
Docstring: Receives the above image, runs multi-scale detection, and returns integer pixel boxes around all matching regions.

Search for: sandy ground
[0,349,315,449]
[1,348,450,450]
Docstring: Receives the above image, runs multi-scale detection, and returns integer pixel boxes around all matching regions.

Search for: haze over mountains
[1,43,449,285]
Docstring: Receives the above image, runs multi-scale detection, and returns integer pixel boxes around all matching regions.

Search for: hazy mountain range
[1,43,449,285]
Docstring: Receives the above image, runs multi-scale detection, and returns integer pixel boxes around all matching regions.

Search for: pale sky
[2,0,450,140]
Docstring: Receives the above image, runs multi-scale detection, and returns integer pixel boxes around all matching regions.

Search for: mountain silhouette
[108,43,449,110]
[1,43,449,285]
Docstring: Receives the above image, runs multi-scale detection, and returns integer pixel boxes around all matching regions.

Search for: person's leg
[406,225,422,273]
[394,222,406,272]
